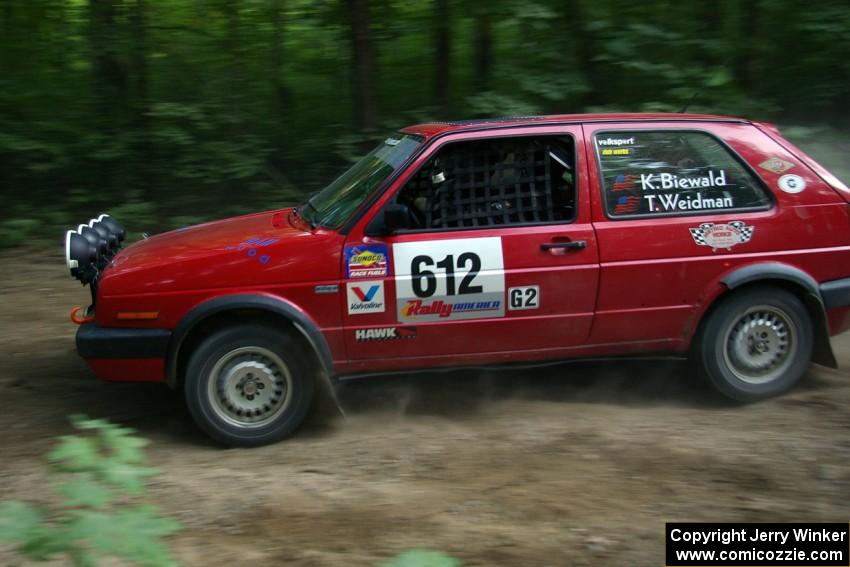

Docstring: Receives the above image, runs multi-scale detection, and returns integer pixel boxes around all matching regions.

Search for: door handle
[541,240,587,251]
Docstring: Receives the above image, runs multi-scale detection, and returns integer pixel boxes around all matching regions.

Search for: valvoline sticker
[345,244,390,279]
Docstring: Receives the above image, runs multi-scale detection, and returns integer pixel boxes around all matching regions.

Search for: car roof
[400,113,751,139]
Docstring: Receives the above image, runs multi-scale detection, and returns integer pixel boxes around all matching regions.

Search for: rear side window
[595,131,772,218]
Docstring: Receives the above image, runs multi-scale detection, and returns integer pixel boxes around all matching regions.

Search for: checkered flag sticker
[689,221,755,251]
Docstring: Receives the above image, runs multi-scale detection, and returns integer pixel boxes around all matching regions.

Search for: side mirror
[366,203,410,236]
[384,204,410,233]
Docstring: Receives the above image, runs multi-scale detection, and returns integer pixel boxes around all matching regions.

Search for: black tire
[696,286,813,402]
[184,324,314,447]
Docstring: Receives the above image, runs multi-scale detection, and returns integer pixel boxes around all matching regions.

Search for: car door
[341,126,600,366]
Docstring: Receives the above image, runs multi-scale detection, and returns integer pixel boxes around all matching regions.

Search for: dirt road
[2,249,849,566]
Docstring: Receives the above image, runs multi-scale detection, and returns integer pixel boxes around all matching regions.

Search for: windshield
[303,133,422,228]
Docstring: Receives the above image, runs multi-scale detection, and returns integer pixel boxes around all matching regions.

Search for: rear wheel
[184,324,314,446]
[697,287,813,401]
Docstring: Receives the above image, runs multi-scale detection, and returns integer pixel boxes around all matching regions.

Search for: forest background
[2,0,849,245]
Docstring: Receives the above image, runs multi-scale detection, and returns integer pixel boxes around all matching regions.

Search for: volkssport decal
[393,237,505,322]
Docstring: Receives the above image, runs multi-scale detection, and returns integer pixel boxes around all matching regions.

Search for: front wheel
[696,287,813,402]
[184,324,314,446]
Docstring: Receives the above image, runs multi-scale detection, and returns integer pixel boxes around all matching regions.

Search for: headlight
[65,230,97,276]
[97,214,126,244]
[77,224,108,257]
[89,218,119,252]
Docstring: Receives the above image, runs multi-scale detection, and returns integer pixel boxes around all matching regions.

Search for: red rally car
[64,113,850,446]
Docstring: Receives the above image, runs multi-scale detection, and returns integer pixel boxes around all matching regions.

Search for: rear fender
[690,262,836,368]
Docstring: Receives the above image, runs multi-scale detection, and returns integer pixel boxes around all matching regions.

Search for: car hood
[98,208,341,295]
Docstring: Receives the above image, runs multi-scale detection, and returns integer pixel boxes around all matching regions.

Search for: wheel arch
[692,262,836,368]
[166,294,334,387]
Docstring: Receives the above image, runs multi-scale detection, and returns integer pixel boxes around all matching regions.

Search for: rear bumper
[821,277,850,338]
[821,277,850,310]
[76,323,170,382]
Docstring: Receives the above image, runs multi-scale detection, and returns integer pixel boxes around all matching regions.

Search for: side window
[595,131,772,218]
[396,136,576,230]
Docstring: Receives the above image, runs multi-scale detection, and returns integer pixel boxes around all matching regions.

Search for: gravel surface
[2,248,849,566]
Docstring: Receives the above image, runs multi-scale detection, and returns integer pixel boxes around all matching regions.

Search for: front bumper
[76,323,171,382]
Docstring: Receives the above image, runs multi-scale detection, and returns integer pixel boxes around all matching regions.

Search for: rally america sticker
[689,221,755,251]
[758,157,795,175]
[345,244,390,279]
[355,327,417,342]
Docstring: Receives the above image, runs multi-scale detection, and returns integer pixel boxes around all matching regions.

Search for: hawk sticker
[758,157,795,175]
[689,221,755,251]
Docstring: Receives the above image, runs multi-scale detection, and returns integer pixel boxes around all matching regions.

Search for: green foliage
[0,0,848,246]
[0,416,181,567]
[380,549,463,567]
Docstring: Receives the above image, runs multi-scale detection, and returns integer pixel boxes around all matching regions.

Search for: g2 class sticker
[355,327,416,341]
[778,174,806,194]
[759,157,795,175]
[508,286,539,310]
[346,281,385,314]
[345,244,390,279]
[689,221,754,251]
[393,237,505,322]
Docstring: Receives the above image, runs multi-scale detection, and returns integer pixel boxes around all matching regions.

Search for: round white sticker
[778,174,806,194]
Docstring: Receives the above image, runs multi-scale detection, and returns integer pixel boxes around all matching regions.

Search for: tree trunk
[346,0,377,132]
[473,6,492,92]
[270,0,288,167]
[89,0,127,123]
[433,0,450,117]
[223,0,242,103]
[131,0,153,200]
[735,0,759,93]
[563,0,602,108]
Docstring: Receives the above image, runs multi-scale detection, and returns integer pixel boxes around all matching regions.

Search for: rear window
[595,131,772,218]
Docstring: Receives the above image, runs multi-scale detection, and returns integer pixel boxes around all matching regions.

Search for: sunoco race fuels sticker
[345,244,390,279]
[393,237,505,322]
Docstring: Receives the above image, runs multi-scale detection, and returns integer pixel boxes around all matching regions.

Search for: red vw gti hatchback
[64,113,850,446]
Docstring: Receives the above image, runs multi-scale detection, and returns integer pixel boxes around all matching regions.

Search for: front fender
[166,293,334,386]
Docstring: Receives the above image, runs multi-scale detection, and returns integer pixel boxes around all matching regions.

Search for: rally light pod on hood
[77,224,108,258]
[89,218,119,253]
[65,230,98,284]
[96,214,126,244]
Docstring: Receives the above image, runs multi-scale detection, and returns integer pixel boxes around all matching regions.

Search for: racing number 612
[411,253,483,298]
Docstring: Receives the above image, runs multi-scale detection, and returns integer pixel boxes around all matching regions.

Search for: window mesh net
[400,137,575,229]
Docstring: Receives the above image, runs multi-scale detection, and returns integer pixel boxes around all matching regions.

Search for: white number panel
[393,237,505,322]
